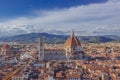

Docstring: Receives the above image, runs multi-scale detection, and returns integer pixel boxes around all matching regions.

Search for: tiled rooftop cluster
[0,42,120,80]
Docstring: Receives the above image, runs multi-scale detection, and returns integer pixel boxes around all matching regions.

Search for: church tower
[38,36,44,61]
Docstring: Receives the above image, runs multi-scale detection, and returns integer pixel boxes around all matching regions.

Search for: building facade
[38,36,45,61]
[38,32,84,61]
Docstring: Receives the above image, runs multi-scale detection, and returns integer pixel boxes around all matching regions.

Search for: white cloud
[0,0,120,37]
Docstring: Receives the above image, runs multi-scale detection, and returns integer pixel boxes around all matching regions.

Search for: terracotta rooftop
[2,44,10,50]
[64,32,81,47]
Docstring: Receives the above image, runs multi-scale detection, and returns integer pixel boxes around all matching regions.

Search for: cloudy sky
[0,0,120,37]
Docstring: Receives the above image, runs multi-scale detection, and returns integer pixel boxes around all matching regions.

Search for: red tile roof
[64,32,81,47]
[3,44,10,50]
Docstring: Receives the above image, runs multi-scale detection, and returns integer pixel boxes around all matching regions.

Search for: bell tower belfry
[38,36,44,61]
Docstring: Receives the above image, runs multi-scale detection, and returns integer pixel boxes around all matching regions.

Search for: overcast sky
[0,0,120,37]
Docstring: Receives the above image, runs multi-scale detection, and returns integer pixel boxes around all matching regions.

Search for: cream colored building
[38,32,84,61]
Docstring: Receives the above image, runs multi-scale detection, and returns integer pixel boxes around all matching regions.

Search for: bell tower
[38,36,44,61]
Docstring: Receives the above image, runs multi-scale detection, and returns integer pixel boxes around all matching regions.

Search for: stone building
[0,44,10,55]
[38,32,84,61]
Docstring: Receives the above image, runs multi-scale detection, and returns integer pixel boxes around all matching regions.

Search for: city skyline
[0,1,120,79]
[0,0,120,37]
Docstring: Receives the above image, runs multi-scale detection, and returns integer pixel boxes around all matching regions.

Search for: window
[73,48,75,51]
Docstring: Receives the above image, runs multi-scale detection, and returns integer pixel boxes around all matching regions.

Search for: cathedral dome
[64,32,81,47]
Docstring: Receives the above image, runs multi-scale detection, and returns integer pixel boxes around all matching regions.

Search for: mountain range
[0,33,120,44]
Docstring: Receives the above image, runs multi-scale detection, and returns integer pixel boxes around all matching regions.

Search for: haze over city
[0,0,120,37]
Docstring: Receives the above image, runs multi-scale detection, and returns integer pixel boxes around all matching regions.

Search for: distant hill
[0,33,119,43]
[78,36,118,43]
[0,33,68,44]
